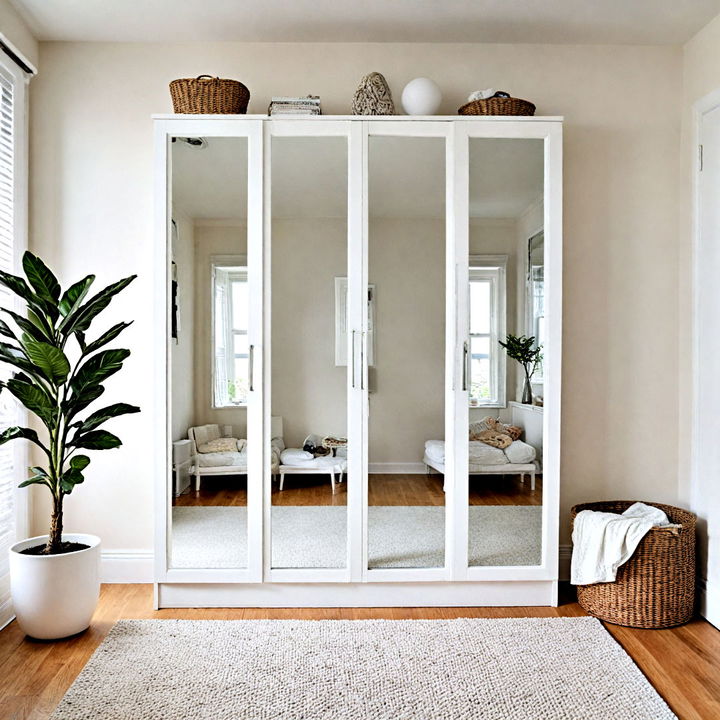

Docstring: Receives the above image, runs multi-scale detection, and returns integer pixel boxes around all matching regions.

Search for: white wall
[29,40,683,557]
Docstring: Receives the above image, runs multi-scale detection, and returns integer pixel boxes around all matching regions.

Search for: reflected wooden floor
[173,473,543,507]
[0,584,718,720]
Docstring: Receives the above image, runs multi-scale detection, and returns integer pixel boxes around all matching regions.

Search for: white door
[155,118,264,585]
[694,100,720,628]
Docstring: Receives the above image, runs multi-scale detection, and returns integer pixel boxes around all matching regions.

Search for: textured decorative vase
[9,534,101,639]
[352,72,394,115]
[522,376,533,405]
[401,77,442,115]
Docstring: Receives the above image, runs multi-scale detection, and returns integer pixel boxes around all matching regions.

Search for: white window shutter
[0,57,28,630]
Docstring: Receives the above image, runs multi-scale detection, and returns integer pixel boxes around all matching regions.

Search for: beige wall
[30,40,683,551]
[0,0,38,70]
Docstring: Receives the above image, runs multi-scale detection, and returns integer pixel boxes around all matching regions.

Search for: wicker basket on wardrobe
[570,500,696,628]
[169,75,250,114]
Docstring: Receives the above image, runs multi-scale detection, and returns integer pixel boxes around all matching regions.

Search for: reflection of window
[213,264,248,407]
[469,256,507,407]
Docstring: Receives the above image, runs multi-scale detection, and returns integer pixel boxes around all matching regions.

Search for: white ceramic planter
[9,534,101,640]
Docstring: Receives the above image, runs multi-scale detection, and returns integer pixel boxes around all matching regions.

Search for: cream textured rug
[50,618,675,720]
[171,505,541,569]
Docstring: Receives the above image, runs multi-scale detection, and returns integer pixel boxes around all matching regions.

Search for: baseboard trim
[559,544,572,582]
[101,545,573,585]
[368,462,429,474]
[101,550,154,583]
[698,577,720,629]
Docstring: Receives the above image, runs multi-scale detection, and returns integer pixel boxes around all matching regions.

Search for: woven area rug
[50,617,675,720]
[171,505,541,569]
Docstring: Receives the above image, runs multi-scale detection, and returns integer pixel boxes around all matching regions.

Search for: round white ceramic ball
[401,78,442,115]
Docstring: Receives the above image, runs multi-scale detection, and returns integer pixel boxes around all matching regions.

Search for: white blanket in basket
[570,502,672,586]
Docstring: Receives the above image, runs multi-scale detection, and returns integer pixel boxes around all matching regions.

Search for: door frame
[262,119,363,584]
[691,89,720,628]
[153,118,264,587]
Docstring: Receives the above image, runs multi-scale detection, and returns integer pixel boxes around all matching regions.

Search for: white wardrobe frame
[153,115,563,608]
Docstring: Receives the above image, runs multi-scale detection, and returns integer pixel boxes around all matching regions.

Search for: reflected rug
[50,617,675,720]
[171,505,542,569]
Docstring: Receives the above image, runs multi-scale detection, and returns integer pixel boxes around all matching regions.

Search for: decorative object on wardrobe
[499,334,543,404]
[352,72,395,115]
[169,76,250,114]
[401,77,442,115]
[459,94,535,116]
[570,501,696,628]
[268,96,322,115]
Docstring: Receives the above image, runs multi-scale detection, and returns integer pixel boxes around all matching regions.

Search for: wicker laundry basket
[570,501,696,628]
[169,75,250,114]
[458,96,535,116]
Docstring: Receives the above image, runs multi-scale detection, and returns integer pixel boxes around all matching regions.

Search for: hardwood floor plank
[0,583,717,720]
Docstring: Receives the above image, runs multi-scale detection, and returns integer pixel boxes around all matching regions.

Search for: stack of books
[268,96,322,116]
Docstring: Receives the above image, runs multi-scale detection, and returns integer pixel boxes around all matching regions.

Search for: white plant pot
[9,533,101,640]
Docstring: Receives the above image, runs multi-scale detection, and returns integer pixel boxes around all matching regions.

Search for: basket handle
[196,75,218,82]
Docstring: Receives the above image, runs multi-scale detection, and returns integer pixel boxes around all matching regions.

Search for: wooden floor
[0,584,718,720]
[174,472,543,507]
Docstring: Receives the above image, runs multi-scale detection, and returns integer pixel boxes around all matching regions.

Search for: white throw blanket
[571,502,672,586]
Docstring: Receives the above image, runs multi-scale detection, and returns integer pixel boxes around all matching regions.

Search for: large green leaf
[70,348,130,396]
[63,383,105,420]
[19,466,51,489]
[60,275,136,335]
[72,429,122,450]
[58,274,95,318]
[0,271,35,304]
[1,308,51,343]
[0,426,50,457]
[80,402,140,432]
[22,338,70,384]
[70,455,90,470]
[60,467,85,493]
[6,377,57,427]
[0,342,44,381]
[0,319,17,340]
[22,252,61,303]
[83,321,133,355]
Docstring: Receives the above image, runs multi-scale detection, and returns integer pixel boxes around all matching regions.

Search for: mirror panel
[367,135,446,569]
[169,136,250,569]
[467,137,544,567]
[270,135,349,569]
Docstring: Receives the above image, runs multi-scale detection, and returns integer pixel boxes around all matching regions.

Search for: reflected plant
[499,334,543,402]
[0,252,139,554]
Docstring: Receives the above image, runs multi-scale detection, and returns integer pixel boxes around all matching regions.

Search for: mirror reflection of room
[463,138,545,567]
[270,136,349,570]
[169,136,251,569]
[367,135,447,569]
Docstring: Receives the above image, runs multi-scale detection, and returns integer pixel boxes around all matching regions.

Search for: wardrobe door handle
[249,344,254,392]
[351,331,356,388]
[462,341,469,392]
[360,332,365,391]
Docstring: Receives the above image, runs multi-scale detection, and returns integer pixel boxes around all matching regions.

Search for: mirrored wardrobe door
[365,131,448,571]
[466,136,545,568]
[168,134,258,571]
[269,132,351,571]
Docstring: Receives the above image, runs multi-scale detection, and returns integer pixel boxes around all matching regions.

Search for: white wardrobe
[155,115,563,608]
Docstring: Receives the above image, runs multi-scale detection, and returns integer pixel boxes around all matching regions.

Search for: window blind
[0,61,22,629]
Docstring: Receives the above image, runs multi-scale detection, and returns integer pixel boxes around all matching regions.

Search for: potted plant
[499,334,543,405]
[0,252,138,639]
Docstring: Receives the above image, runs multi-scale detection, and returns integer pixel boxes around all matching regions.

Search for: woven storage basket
[458,97,535,116]
[169,75,250,114]
[570,501,696,628]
